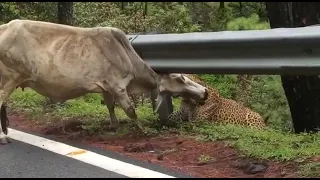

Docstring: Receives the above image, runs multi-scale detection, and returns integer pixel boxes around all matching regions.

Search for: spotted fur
[169,75,266,129]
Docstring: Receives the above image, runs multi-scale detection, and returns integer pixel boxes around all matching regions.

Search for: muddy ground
[6,112,301,178]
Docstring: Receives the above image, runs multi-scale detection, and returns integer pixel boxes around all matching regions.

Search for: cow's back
[0,20,158,99]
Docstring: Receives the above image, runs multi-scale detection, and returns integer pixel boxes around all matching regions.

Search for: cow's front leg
[102,92,119,129]
[115,89,144,132]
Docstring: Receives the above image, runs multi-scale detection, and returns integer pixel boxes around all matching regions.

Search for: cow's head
[155,73,209,112]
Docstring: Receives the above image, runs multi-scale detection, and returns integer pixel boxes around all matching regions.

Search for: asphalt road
[0,139,127,178]
[0,128,191,178]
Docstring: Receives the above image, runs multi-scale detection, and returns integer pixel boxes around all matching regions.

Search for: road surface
[0,128,191,178]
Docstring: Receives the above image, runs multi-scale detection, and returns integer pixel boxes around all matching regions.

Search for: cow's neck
[134,61,159,87]
[127,67,159,95]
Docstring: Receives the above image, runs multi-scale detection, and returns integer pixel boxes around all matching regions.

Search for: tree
[45,2,73,107]
[219,2,225,9]
[0,3,3,19]
[58,2,73,25]
[265,2,320,133]
[143,2,147,17]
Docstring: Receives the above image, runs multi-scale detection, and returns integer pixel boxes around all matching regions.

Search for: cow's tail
[0,104,9,135]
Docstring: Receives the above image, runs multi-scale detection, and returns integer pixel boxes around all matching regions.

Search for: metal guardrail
[127,27,320,123]
[128,26,320,75]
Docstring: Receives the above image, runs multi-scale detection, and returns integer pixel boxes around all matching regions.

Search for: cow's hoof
[0,137,9,145]
[133,122,145,133]
[127,108,138,120]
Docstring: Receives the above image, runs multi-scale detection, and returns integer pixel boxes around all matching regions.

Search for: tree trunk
[120,2,129,11]
[143,2,148,17]
[219,2,225,9]
[265,2,320,133]
[0,3,3,20]
[51,2,73,106]
[239,2,243,16]
[57,2,73,25]
[121,2,124,10]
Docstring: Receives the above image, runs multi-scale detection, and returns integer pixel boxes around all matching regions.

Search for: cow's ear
[169,74,185,83]
[180,74,186,82]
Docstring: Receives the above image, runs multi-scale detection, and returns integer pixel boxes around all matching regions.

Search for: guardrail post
[157,94,174,126]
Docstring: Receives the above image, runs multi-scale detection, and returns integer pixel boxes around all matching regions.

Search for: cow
[126,30,163,111]
[0,104,8,135]
[0,19,209,144]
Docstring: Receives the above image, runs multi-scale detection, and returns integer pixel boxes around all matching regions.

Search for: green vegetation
[1,2,319,177]
[186,122,320,161]
[197,154,216,164]
[199,75,292,131]
[9,74,319,163]
[9,89,157,125]
[299,162,320,178]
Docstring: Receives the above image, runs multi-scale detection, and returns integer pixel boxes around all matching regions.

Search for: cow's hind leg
[0,81,17,145]
[102,92,119,129]
[1,103,9,135]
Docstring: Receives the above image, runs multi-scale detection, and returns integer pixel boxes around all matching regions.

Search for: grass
[6,75,320,177]
[9,89,158,122]
[8,88,180,132]
[198,154,216,164]
[185,121,320,161]
[299,162,320,178]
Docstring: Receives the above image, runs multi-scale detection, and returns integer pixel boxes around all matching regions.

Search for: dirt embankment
[7,113,300,178]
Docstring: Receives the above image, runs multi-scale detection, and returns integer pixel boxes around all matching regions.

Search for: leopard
[168,74,267,129]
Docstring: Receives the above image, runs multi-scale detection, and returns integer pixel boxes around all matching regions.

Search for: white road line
[7,128,176,178]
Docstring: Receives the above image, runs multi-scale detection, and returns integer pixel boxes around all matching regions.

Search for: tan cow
[0,19,209,144]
